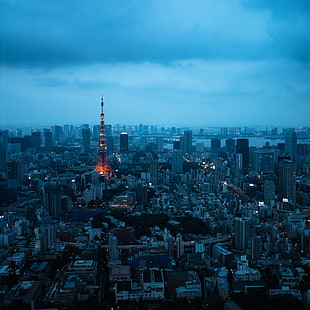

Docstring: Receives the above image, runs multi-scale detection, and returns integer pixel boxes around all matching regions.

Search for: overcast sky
[0,0,309,128]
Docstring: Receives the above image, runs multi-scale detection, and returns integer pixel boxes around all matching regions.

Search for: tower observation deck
[94,97,113,179]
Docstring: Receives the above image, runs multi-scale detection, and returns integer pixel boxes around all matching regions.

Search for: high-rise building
[106,136,114,155]
[105,124,113,137]
[285,131,297,160]
[211,139,221,149]
[176,233,184,259]
[44,129,53,151]
[93,125,100,141]
[171,151,183,173]
[32,131,41,151]
[120,132,129,154]
[182,130,192,153]
[236,153,243,169]
[236,139,249,168]
[220,127,228,136]
[94,98,114,179]
[254,150,274,173]
[155,136,163,153]
[81,128,91,153]
[251,235,262,261]
[150,161,159,186]
[225,138,235,153]
[234,217,253,251]
[0,131,8,172]
[44,184,62,220]
[53,125,63,143]
[264,180,275,206]
[108,234,119,261]
[136,185,148,207]
[6,161,25,189]
[279,159,296,202]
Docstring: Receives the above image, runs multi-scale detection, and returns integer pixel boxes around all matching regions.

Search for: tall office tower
[176,233,184,259]
[40,223,56,251]
[285,131,297,160]
[106,136,114,155]
[108,234,119,261]
[182,130,193,153]
[234,217,253,251]
[171,151,183,173]
[150,161,159,186]
[173,140,181,150]
[31,131,41,151]
[264,180,275,206]
[211,139,221,149]
[63,124,70,138]
[225,138,235,153]
[136,185,148,207]
[44,184,62,220]
[81,128,91,153]
[94,98,114,179]
[93,125,100,141]
[44,129,53,151]
[236,139,249,168]
[53,125,63,143]
[120,132,129,154]
[6,161,25,189]
[279,159,296,202]
[105,124,113,137]
[254,150,274,173]
[297,143,308,163]
[220,127,228,136]
[251,235,262,261]
[155,136,163,153]
[236,153,243,169]
[0,131,8,172]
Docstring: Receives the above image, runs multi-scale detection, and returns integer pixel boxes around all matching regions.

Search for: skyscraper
[44,129,53,151]
[120,132,129,154]
[236,139,249,168]
[254,150,274,173]
[225,138,235,153]
[6,161,25,189]
[0,131,8,172]
[234,217,253,251]
[32,131,41,151]
[155,136,163,153]
[171,151,183,173]
[182,130,192,153]
[81,128,91,153]
[211,139,221,149]
[150,161,159,186]
[264,180,275,206]
[94,98,114,179]
[285,131,297,160]
[279,159,296,202]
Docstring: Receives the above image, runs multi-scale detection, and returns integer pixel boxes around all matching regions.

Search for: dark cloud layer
[0,0,309,127]
[1,0,309,67]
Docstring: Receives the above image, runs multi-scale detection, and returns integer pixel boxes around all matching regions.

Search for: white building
[234,255,261,281]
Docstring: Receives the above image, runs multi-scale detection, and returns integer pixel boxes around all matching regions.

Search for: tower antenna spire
[94,96,114,180]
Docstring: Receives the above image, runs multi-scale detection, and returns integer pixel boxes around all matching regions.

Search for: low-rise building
[167,270,201,300]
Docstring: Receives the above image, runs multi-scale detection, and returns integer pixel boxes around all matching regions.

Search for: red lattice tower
[94,97,113,179]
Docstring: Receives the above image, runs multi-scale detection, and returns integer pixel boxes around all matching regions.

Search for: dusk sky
[0,0,309,128]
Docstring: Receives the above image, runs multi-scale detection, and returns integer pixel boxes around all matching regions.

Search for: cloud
[2,0,308,67]
[0,59,309,127]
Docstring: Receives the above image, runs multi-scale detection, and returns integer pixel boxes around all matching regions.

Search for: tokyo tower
[94,97,113,179]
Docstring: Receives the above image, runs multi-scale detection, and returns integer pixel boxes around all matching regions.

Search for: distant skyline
[1,0,310,127]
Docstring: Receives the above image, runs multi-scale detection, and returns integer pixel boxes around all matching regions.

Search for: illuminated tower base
[94,97,114,180]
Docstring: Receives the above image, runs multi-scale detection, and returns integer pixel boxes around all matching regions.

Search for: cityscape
[1,1,310,310]
[0,98,310,309]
